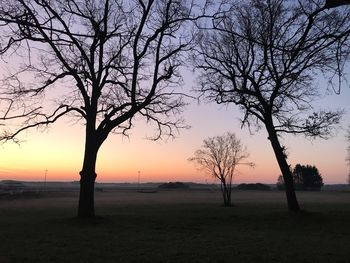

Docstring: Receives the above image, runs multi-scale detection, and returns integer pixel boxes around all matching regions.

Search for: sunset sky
[0,1,349,185]
[0,75,349,184]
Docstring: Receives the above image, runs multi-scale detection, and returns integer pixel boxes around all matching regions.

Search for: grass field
[0,189,350,262]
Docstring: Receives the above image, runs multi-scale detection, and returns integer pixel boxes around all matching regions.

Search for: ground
[0,189,349,262]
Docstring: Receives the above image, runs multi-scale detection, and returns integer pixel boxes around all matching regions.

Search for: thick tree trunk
[77,127,102,218]
[266,123,301,212]
[78,170,96,218]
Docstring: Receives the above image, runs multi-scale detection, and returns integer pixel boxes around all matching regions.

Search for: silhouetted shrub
[237,183,271,191]
[158,182,189,189]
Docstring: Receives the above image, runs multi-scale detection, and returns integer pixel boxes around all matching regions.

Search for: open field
[0,189,350,262]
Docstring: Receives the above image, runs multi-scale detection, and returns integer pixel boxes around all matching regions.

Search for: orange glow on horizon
[1,95,349,184]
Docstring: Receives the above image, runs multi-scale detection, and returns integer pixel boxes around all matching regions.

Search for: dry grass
[0,189,350,262]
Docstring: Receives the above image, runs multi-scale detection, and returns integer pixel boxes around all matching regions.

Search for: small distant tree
[189,132,253,206]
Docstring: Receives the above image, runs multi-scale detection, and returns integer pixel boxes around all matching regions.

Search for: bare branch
[0,0,213,143]
[193,0,350,138]
[0,104,76,143]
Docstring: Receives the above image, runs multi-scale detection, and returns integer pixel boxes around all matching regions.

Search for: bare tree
[193,0,350,212]
[0,0,210,218]
[189,132,253,206]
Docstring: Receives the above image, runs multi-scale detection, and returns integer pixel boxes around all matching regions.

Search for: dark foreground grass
[0,194,350,262]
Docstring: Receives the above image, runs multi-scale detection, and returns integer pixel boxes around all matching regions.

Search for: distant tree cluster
[236,183,271,191]
[158,182,189,190]
[277,164,324,191]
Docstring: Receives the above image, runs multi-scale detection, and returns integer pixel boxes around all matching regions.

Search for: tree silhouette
[0,0,210,218]
[277,164,324,190]
[293,164,323,190]
[189,132,253,207]
[193,0,350,212]
[347,126,350,184]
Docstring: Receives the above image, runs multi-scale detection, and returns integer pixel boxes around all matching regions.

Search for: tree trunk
[77,127,102,218]
[220,180,231,207]
[225,184,232,207]
[78,170,97,218]
[266,123,301,212]
[226,189,232,207]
